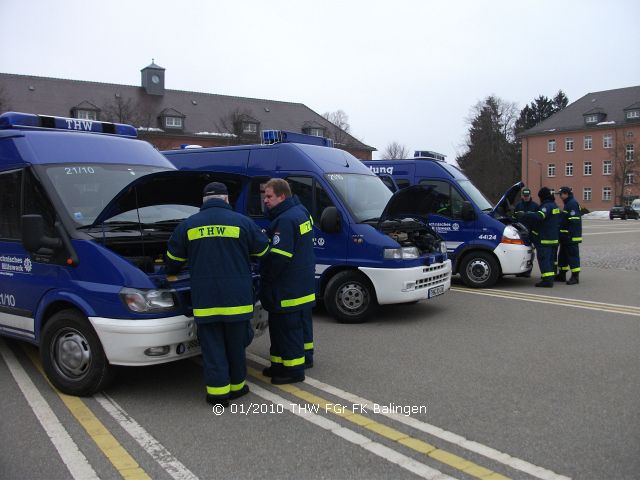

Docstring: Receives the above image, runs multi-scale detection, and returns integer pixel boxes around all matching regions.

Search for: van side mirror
[461,201,475,221]
[21,214,62,252]
[320,206,341,233]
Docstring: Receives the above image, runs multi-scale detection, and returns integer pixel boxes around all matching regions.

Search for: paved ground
[1,218,639,480]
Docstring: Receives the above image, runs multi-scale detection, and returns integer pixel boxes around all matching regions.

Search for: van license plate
[428,285,445,298]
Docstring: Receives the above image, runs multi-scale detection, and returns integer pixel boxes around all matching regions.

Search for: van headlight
[120,288,177,312]
[439,241,448,254]
[384,247,420,259]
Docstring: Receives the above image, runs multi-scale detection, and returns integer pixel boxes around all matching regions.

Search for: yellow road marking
[248,367,509,480]
[451,287,640,317]
[25,347,151,480]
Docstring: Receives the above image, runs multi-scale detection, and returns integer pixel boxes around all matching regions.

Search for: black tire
[609,216,614,220]
[622,215,627,220]
[324,270,378,323]
[41,309,113,396]
[459,251,501,288]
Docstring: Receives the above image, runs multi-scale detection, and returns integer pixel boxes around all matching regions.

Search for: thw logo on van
[65,119,94,131]
[368,166,394,175]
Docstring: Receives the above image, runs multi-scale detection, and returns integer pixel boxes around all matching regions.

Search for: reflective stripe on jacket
[560,195,582,244]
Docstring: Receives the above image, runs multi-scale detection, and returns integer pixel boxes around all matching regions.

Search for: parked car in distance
[609,205,640,220]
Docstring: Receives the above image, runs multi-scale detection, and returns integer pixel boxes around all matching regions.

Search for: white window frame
[547,163,556,177]
[76,109,97,120]
[602,187,612,201]
[565,137,574,151]
[547,139,556,153]
[603,134,613,149]
[583,161,592,176]
[626,144,635,161]
[165,116,183,128]
[565,162,573,176]
[584,135,592,150]
[585,114,598,124]
[583,187,592,201]
[625,173,635,185]
[603,160,612,175]
[626,110,640,119]
[307,128,324,137]
[242,122,258,134]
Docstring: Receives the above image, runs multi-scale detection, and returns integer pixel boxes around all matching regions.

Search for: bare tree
[381,141,410,159]
[322,109,352,146]
[101,95,147,126]
[610,131,638,205]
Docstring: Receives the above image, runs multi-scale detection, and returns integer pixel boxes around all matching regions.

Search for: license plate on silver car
[428,285,445,298]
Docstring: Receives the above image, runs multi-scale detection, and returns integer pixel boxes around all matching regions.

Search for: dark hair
[265,178,292,198]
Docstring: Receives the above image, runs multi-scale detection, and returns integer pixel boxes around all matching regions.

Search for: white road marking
[0,339,99,480]
[94,393,199,480]
[582,229,640,236]
[247,352,570,480]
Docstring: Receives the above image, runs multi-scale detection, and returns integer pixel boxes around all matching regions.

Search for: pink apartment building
[520,86,640,211]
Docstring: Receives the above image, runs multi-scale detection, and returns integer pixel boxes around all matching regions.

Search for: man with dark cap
[260,178,316,385]
[515,187,560,287]
[556,186,582,285]
[514,188,539,214]
[166,182,269,407]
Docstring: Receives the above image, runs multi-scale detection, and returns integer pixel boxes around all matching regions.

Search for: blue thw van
[164,131,452,324]
[363,157,533,288]
[0,112,267,396]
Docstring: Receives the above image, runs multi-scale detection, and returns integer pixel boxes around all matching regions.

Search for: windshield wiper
[78,221,141,231]
[359,217,380,223]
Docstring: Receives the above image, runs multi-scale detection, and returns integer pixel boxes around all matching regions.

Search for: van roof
[363,159,466,180]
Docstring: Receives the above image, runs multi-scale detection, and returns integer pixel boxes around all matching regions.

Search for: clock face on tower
[151,74,160,84]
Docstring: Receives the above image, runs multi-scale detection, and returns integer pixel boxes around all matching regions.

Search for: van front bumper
[493,243,534,275]
[359,259,452,305]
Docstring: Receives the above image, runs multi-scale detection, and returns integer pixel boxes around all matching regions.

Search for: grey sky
[1,0,639,160]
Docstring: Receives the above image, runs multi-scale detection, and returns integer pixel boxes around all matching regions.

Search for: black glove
[514,211,525,219]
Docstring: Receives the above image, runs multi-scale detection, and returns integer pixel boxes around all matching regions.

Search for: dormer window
[76,110,97,120]
[165,116,183,128]
[242,122,258,134]
[585,114,598,124]
[70,101,100,121]
[158,108,185,131]
[626,110,640,120]
[583,108,606,125]
[304,127,325,137]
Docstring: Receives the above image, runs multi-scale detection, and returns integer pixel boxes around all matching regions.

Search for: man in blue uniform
[260,178,316,385]
[514,188,539,213]
[516,187,560,288]
[556,186,582,285]
[166,182,269,406]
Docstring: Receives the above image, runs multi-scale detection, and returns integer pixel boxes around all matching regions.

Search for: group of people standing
[165,179,315,407]
[514,186,582,288]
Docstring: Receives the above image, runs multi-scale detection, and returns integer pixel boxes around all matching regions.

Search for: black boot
[566,273,579,285]
[262,366,283,378]
[555,270,567,282]
[229,385,250,400]
[535,279,554,288]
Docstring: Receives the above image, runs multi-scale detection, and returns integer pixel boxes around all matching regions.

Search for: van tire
[459,251,500,288]
[325,271,378,323]
[41,309,113,396]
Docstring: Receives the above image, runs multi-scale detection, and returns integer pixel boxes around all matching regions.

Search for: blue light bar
[414,150,446,161]
[261,130,334,148]
[0,112,138,138]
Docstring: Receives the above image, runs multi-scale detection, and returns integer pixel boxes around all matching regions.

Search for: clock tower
[141,60,165,96]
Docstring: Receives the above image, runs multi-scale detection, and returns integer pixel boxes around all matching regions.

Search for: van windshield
[457,179,493,211]
[324,173,392,222]
[43,164,181,226]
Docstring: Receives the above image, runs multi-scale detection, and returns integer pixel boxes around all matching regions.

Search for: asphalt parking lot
[1,218,639,480]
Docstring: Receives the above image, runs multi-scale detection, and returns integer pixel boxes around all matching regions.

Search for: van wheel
[459,252,500,288]
[325,271,378,323]
[41,309,113,396]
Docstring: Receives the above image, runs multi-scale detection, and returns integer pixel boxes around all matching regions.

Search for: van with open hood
[363,156,534,288]
[0,112,266,396]
[164,131,451,324]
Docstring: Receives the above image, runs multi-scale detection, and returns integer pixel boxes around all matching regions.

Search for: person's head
[263,178,291,210]
[538,187,553,203]
[202,182,229,204]
[521,188,531,201]
[558,186,572,201]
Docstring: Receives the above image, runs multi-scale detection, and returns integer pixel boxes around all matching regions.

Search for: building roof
[520,85,640,137]
[0,72,374,151]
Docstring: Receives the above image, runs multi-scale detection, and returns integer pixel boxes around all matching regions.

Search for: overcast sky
[1,0,639,160]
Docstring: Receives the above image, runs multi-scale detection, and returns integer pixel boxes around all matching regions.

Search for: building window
[565,137,574,151]
[165,116,183,128]
[585,114,598,124]
[308,128,324,137]
[584,161,592,176]
[625,173,635,185]
[584,135,592,150]
[76,109,97,120]
[547,139,556,153]
[242,122,258,134]
[626,110,640,119]
[626,144,635,161]
[603,134,613,149]
[583,188,592,201]
[602,187,612,201]
[603,160,612,175]
[565,162,573,176]
[547,164,556,177]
